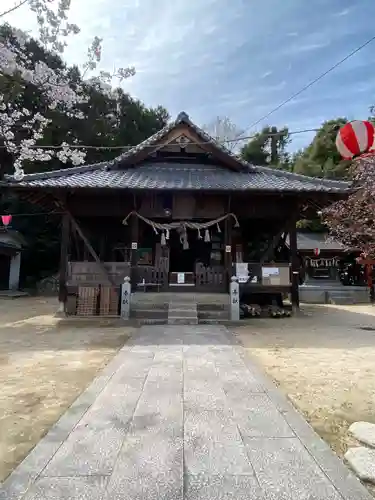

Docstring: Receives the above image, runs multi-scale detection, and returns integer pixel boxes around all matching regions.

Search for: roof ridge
[104,111,256,172]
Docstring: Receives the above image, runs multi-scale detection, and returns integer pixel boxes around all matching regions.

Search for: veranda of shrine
[2,112,350,316]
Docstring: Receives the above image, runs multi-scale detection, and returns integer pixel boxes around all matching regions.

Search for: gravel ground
[0,297,133,482]
[233,304,375,453]
[234,304,375,494]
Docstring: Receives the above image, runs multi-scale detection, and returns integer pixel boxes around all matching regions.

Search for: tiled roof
[90,111,256,172]
[286,232,345,252]
[3,111,351,194]
[0,229,27,249]
[5,162,350,193]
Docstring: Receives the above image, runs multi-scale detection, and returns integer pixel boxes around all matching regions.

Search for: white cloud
[334,8,351,17]
[1,0,373,153]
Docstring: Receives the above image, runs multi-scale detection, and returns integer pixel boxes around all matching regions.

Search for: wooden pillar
[58,212,70,311]
[224,217,232,289]
[289,217,300,312]
[130,213,139,291]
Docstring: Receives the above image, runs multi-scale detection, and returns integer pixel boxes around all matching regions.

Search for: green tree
[240,126,290,169]
[292,118,351,179]
[0,25,169,286]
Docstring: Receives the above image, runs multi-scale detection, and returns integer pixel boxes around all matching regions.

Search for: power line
[0,126,326,151]
[237,34,375,138]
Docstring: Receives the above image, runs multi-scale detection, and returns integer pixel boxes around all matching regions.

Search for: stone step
[169,302,197,308]
[168,308,197,318]
[167,299,198,325]
[198,303,230,311]
[168,317,198,325]
[131,309,168,319]
[199,319,242,325]
[198,310,229,320]
[169,302,198,309]
[135,318,167,325]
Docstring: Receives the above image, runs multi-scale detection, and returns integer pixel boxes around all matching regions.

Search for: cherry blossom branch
[0,0,29,19]
[0,0,136,179]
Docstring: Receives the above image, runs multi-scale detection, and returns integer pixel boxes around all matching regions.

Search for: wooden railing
[132,266,167,291]
[67,261,130,285]
[195,264,226,292]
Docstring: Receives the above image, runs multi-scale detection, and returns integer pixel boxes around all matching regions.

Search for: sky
[2,0,375,151]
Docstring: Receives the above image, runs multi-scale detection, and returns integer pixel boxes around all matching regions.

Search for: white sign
[262,267,280,278]
[177,273,185,284]
[131,242,138,250]
[225,245,231,253]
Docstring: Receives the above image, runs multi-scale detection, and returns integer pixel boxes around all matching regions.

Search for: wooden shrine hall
[2,111,350,316]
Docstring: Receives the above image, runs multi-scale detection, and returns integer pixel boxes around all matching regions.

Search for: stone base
[300,284,370,305]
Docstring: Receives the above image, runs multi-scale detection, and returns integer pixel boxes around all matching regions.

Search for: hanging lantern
[314,248,320,257]
[1,215,12,227]
[336,121,375,160]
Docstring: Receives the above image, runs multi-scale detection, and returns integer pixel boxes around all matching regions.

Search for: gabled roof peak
[176,111,190,122]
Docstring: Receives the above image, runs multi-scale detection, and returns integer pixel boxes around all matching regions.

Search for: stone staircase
[130,301,168,325]
[168,299,198,325]
[131,292,231,325]
[197,303,230,324]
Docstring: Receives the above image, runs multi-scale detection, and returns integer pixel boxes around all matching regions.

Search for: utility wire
[237,34,375,138]
[0,126,336,150]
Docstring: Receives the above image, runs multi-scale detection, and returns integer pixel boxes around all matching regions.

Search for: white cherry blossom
[0,0,135,179]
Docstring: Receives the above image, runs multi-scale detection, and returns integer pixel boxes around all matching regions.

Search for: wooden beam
[68,214,116,287]
[224,196,232,288]
[289,216,300,312]
[58,212,70,307]
[130,212,139,291]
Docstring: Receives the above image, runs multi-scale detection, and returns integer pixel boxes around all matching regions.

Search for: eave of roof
[2,162,350,193]
[2,111,351,194]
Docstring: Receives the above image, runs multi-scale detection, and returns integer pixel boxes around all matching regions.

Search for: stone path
[0,325,372,500]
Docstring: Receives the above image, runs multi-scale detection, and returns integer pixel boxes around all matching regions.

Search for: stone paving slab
[22,476,109,500]
[245,437,343,499]
[349,421,375,448]
[345,447,375,484]
[0,324,372,500]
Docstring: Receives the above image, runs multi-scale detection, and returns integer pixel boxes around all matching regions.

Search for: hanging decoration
[1,215,12,227]
[336,120,375,160]
[123,211,240,250]
[313,248,320,257]
[307,257,339,268]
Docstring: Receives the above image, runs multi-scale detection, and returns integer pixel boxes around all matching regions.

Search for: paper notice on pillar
[236,263,249,283]
[177,273,185,284]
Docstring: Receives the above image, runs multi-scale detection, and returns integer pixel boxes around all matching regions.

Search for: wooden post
[230,276,240,320]
[289,217,300,313]
[121,276,131,319]
[224,218,233,290]
[224,197,232,291]
[58,212,70,313]
[130,213,139,291]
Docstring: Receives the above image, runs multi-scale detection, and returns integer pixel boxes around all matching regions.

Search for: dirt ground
[0,297,133,482]
[234,304,375,463]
